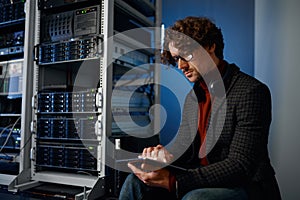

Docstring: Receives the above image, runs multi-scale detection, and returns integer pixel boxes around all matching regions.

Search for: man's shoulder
[229,63,269,91]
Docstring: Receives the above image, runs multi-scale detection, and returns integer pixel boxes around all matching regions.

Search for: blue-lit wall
[255,0,300,199]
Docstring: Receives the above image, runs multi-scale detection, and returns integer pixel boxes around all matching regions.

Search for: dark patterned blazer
[167,62,281,199]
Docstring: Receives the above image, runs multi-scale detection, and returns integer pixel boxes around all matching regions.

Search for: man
[119,16,281,200]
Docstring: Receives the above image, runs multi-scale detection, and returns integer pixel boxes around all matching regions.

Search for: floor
[0,160,123,199]
[0,184,119,200]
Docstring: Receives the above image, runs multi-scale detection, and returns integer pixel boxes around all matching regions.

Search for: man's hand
[127,144,174,189]
[128,161,170,189]
[140,144,174,163]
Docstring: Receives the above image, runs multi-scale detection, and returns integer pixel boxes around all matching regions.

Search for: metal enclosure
[5,0,161,199]
[0,0,26,186]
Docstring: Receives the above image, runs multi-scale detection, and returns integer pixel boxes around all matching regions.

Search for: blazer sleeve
[165,89,199,165]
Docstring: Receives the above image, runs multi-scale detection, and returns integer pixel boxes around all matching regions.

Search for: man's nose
[177,58,187,70]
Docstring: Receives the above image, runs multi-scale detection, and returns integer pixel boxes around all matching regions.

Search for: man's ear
[207,43,216,54]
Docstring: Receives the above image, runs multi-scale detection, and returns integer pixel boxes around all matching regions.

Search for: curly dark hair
[161,16,224,66]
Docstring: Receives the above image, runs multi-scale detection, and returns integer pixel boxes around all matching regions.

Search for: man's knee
[124,173,138,184]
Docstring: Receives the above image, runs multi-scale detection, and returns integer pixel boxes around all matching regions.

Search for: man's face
[168,43,200,83]
[168,41,218,83]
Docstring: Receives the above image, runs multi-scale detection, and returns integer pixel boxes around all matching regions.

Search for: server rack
[0,0,26,185]
[29,0,107,192]
[8,0,161,199]
[108,0,162,195]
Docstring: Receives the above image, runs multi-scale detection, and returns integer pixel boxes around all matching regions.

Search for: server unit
[0,0,25,59]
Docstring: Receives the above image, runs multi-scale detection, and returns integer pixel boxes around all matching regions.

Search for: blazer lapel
[200,64,240,158]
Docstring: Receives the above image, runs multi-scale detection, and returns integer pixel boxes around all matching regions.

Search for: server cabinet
[29,0,107,191]
[107,0,162,196]
[9,0,161,199]
[0,0,26,185]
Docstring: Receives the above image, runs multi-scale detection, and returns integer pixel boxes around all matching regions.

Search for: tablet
[116,157,188,173]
